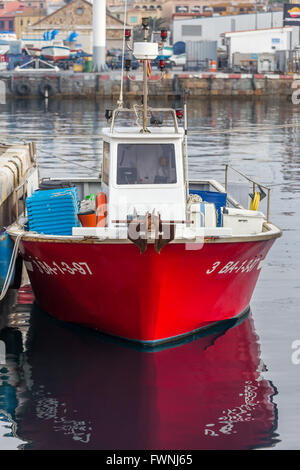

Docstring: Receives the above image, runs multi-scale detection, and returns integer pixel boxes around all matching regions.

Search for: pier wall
[0,71,299,100]
[0,144,36,228]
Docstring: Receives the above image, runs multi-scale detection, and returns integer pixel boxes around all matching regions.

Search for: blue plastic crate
[26,187,80,235]
[26,187,79,209]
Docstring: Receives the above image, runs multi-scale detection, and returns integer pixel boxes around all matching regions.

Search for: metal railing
[109,106,179,133]
[225,164,271,223]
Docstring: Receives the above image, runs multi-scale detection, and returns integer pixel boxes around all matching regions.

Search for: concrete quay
[0,70,299,99]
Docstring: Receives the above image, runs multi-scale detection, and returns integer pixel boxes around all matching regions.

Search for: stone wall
[0,71,297,99]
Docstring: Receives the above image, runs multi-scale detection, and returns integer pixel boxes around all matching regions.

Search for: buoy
[210,60,217,73]
[96,192,107,227]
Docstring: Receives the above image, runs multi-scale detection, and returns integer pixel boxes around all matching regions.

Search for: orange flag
[147,60,151,78]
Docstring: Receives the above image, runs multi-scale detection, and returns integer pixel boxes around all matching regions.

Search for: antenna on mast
[141,17,150,133]
[121,17,169,132]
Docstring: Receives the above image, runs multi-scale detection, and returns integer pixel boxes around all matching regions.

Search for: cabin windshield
[117,143,177,185]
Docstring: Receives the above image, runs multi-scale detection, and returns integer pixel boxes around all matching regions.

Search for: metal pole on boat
[184,95,189,199]
[93,0,107,72]
[143,60,148,132]
[267,188,271,222]
[142,18,149,133]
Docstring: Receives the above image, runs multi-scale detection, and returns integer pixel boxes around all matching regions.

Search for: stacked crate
[26,187,80,235]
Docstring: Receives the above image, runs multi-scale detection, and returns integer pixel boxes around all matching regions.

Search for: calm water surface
[0,97,299,450]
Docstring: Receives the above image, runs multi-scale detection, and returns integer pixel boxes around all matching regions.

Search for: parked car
[169,53,186,67]
[106,48,122,58]
[108,54,140,70]
[151,57,173,70]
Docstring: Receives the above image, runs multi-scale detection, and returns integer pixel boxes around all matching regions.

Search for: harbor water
[0,97,299,450]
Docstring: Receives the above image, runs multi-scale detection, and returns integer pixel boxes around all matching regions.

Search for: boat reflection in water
[1,291,279,450]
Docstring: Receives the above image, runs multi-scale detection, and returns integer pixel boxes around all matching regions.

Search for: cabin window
[103,141,110,185]
[117,143,177,185]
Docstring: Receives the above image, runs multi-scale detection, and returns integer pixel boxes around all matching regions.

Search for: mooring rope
[36,147,99,173]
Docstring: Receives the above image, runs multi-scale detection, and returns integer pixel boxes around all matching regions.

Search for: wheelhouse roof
[101,127,185,141]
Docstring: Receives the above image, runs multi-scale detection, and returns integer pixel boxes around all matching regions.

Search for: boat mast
[113,19,169,133]
[142,57,148,133]
[142,17,150,133]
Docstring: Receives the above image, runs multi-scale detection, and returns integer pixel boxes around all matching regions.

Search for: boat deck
[7,176,282,245]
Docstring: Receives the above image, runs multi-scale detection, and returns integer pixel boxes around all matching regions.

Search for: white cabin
[101,127,187,226]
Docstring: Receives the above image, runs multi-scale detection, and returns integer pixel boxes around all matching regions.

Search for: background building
[162,0,265,22]
[172,10,284,47]
[21,0,47,7]
[45,1,66,15]
[23,0,130,53]
[0,1,50,34]
[224,26,299,65]
[107,0,165,27]
[21,0,64,10]
[14,7,46,37]
[0,1,25,31]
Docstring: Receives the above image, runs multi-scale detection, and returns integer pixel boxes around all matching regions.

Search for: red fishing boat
[7,20,281,345]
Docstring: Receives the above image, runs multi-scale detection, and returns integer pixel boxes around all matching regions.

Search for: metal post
[255,3,257,30]
[143,60,148,132]
[225,164,228,191]
[93,0,107,72]
[15,189,19,221]
[142,23,149,133]
[271,10,273,29]
[184,98,189,199]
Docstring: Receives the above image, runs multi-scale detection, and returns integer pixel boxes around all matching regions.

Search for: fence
[225,164,271,222]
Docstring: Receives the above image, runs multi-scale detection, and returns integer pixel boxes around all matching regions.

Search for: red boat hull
[42,55,69,62]
[20,238,274,344]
